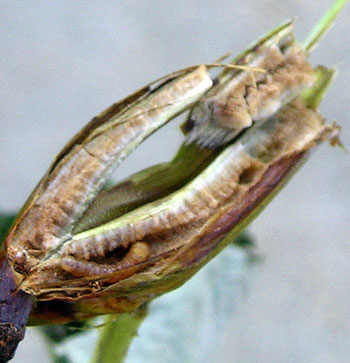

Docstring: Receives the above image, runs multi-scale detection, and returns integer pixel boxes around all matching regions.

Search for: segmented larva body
[60,241,150,278]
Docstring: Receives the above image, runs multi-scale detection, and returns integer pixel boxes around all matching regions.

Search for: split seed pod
[0,18,342,363]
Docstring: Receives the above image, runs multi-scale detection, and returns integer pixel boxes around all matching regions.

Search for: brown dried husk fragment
[185,24,315,148]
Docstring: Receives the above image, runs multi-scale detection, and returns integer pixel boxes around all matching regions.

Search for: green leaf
[40,321,88,344]
[53,355,72,363]
[0,213,17,246]
[231,230,254,249]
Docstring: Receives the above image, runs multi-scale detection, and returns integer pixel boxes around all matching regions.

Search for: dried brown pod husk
[0,17,342,363]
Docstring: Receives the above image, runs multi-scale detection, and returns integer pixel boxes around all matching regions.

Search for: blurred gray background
[0,1,349,362]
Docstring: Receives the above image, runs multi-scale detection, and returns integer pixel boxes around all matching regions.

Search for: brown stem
[0,257,33,363]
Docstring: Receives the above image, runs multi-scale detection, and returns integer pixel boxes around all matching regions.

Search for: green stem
[304,0,348,53]
[91,306,148,363]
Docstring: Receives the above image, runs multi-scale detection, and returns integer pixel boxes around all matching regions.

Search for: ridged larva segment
[121,241,151,267]
[60,242,150,278]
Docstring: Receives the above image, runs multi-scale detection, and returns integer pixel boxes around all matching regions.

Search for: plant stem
[91,305,148,363]
[304,0,348,53]
[0,257,33,363]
